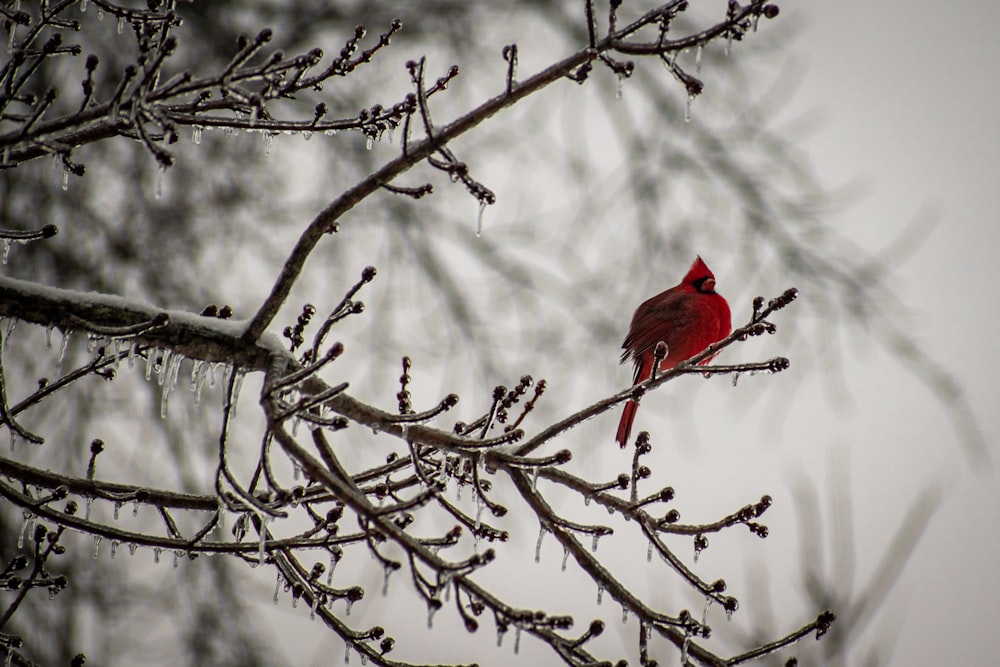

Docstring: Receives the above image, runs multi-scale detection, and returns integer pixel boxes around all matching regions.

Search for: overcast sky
[771,1,1000,663]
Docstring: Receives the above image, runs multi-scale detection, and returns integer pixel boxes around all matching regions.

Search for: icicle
[496,624,507,647]
[274,573,283,604]
[365,134,374,151]
[475,200,487,237]
[116,16,125,34]
[702,597,712,626]
[154,165,165,199]
[230,369,246,417]
[695,44,703,74]
[583,495,590,507]
[263,132,274,157]
[327,550,341,584]
[80,0,88,11]
[3,317,13,347]
[591,533,600,553]
[144,347,156,381]
[647,541,654,562]
[1,239,9,264]
[257,517,271,566]
[344,644,351,664]
[292,593,299,609]
[112,338,123,369]
[387,126,394,144]
[561,546,570,572]
[173,550,183,568]
[615,72,624,100]
[310,594,320,620]
[596,584,604,605]
[534,525,546,563]
[168,351,182,389]
[360,654,368,666]
[345,598,354,617]
[17,512,34,549]
[622,605,629,624]
[45,323,55,348]
[426,602,439,628]
[93,535,102,559]
[324,129,338,137]
[382,565,393,596]
[303,130,313,141]
[531,465,539,490]
[725,30,733,57]
[113,502,122,520]
[681,632,690,664]
[732,372,741,387]
[84,497,93,521]
[128,543,138,556]
[474,494,485,532]
[61,168,69,191]
[153,546,162,564]
[110,540,119,559]
[190,360,206,405]
[192,126,203,144]
[685,94,694,123]
[513,625,522,654]
[55,329,72,377]
[160,383,171,419]
[127,339,137,368]
[156,349,172,386]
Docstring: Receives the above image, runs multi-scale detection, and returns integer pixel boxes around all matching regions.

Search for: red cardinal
[616,256,731,448]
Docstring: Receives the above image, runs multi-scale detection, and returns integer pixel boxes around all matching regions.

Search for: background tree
[0,1,977,666]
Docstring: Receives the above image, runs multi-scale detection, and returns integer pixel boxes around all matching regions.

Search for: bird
[616,256,731,448]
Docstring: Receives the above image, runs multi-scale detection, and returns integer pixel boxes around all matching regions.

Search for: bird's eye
[696,277,716,293]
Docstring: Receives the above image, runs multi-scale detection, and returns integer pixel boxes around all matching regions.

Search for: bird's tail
[616,399,639,449]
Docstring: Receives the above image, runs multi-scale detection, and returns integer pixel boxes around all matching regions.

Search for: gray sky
[773,2,1000,663]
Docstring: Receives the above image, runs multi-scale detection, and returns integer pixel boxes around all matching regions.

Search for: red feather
[615,256,731,448]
